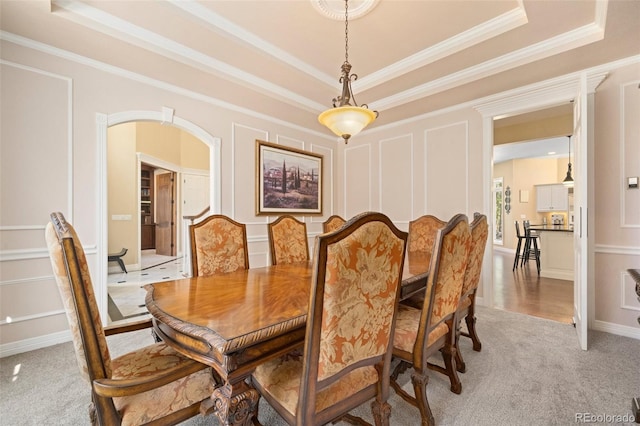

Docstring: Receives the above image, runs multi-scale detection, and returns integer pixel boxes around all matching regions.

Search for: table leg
[201,380,260,426]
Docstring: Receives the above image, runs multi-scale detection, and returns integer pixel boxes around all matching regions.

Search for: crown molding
[51,0,326,112]
[354,5,528,92]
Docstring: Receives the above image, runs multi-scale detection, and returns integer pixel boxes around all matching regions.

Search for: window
[493,177,503,245]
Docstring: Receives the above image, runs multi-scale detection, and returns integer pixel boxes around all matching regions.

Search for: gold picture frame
[256,140,323,215]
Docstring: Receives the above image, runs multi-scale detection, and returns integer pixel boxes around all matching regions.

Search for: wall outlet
[112,214,132,221]
[520,214,526,219]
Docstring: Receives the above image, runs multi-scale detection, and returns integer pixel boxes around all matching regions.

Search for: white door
[182,174,210,216]
[572,74,589,350]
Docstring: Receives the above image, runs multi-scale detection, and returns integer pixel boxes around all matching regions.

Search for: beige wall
[0,38,638,354]
[593,63,640,329]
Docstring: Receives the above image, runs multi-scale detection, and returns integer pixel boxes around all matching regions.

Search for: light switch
[628,177,638,189]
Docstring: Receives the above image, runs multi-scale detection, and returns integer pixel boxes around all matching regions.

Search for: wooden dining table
[144,250,430,426]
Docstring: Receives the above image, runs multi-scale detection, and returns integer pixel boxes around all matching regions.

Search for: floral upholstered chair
[321,214,346,233]
[454,213,489,372]
[391,214,471,426]
[190,214,249,277]
[407,214,447,254]
[251,212,408,426]
[45,212,214,426]
[267,215,309,265]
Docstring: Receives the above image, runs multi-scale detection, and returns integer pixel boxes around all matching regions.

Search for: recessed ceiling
[1,0,638,136]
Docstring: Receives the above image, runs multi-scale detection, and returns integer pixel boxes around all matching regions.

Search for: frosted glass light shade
[318,106,377,141]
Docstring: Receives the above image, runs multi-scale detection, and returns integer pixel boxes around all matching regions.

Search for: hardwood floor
[492,250,574,324]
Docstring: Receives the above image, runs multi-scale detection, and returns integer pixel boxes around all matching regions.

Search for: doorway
[97,109,221,326]
[491,106,574,323]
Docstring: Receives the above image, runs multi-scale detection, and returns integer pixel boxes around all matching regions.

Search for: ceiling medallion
[311,0,380,20]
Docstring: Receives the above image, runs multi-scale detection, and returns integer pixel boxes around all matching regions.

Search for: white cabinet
[536,184,568,212]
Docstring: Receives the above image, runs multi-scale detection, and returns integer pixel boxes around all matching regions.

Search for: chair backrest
[322,215,346,233]
[407,214,447,253]
[190,214,249,277]
[515,220,523,238]
[45,212,113,385]
[460,213,489,298]
[417,214,471,345]
[297,212,408,423]
[267,215,309,265]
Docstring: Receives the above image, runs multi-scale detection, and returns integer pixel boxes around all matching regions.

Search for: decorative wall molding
[0,275,53,287]
[378,134,414,222]
[343,144,372,217]
[0,246,96,262]
[0,309,66,326]
[619,80,640,228]
[621,271,640,312]
[594,244,640,256]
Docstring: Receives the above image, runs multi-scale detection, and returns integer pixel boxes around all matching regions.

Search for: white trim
[594,245,640,256]
[0,246,96,262]
[0,31,334,142]
[355,5,528,92]
[370,21,605,111]
[592,320,640,340]
[0,309,66,326]
[0,225,46,231]
[0,276,53,287]
[0,330,72,359]
[97,109,222,326]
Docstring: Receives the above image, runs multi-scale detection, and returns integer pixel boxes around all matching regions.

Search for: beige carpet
[1,306,638,425]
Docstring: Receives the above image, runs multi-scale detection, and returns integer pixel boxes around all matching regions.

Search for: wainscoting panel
[379,134,413,222]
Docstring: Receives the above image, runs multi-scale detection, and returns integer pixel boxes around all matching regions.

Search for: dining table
[144,250,431,426]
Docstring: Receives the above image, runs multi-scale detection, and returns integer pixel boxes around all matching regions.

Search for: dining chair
[391,213,471,425]
[267,214,309,265]
[322,214,346,233]
[251,212,408,426]
[190,214,249,277]
[454,213,489,373]
[407,214,447,254]
[45,212,215,426]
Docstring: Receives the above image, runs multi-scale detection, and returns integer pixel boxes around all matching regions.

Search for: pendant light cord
[344,0,349,64]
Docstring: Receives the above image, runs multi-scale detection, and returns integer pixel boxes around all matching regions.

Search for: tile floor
[107,255,185,325]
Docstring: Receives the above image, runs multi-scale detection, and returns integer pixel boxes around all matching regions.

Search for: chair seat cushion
[111,342,214,426]
[252,350,378,417]
[393,305,449,353]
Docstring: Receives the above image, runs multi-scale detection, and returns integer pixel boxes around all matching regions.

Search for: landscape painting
[256,140,323,215]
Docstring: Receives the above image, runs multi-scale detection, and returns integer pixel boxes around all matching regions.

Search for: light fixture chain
[344,0,349,63]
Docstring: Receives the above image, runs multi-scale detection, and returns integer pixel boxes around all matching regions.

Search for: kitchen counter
[530,225,574,280]
[529,224,574,232]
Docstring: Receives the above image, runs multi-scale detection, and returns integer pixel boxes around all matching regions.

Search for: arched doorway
[95,109,221,325]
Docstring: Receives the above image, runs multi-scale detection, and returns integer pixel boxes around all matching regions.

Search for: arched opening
[96,110,221,325]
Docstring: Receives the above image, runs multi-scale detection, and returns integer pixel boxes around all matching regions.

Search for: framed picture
[256,140,323,215]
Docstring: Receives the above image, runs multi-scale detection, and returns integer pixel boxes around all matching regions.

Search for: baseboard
[493,246,515,254]
[592,320,640,340]
[0,329,71,358]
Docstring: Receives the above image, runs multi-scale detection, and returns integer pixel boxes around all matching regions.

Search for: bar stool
[513,221,528,271]
[521,221,540,275]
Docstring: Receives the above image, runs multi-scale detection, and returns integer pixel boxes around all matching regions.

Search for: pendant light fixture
[318,0,378,144]
[563,135,574,187]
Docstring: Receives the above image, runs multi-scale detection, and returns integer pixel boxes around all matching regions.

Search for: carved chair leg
[411,370,435,426]
[371,400,392,426]
[465,313,482,352]
[454,318,466,373]
[441,345,462,394]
